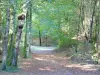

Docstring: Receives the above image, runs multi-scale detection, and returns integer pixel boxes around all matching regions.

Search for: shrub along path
[0,46,100,75]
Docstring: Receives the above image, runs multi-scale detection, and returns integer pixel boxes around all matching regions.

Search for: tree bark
[7,0,17,66]
[12,28,22,66]
[27,0,32,53]
[23,12,28,58]
[89,0,97,42]
[39,30,42,46]
[12,14,25,67]
[2,5,10,70]
[45,34,47,46]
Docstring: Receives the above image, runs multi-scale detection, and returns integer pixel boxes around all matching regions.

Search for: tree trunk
[27,0,32,53]
[7,34,14,66]
[7,0,17,66]
[89,0,97,42]
[12,29,22,67]
[2,5,10,70]
[95,0,100,61]
[12,14,25,67]
[39,30,42,46]
[23,12,28,58]
[45,35,47,46]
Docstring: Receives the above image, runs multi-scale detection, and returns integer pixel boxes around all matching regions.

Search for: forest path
[19,46,100,75]
[0,46,100,75]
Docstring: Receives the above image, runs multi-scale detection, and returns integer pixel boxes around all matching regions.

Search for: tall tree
[89,0,97,42]
[23,11,28,58]
[27,0,32,52]
[6,0,17,66]
[12,14,25,67]
[2,1,10,70]
[38,28,42,46]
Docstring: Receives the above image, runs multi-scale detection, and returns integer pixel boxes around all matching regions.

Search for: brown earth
[0,50,100,75]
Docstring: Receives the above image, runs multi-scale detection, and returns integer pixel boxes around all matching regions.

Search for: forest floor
[0,46,100,75]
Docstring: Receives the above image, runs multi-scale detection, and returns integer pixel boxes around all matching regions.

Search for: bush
[58,37,78,48]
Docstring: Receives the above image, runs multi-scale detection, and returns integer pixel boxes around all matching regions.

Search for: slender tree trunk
[11,0,17,66]
[45,34,47,46]
[0,10,2,25]
[23,12,28,58]
[12,14,25,67]
[80,0,85,33]
[29,0,32,44]
[95,0,100,61]
[7,0,17,66]
[39,30,42,46]
[7,34,14,66]
[12,28,22,66]
[2,5,10,70]
[89,0,97,42]
[95,16,99,51]
[27,0,32,52]
[23,33,27,58]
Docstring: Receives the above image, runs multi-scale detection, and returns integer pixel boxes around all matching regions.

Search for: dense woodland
[0,0,100,72]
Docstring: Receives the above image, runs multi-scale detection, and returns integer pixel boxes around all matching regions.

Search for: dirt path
[19,53,100,75]
[0,47,100,75]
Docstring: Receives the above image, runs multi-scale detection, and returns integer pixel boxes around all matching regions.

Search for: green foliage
[58,37,78,48]
[31,0,79,47]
